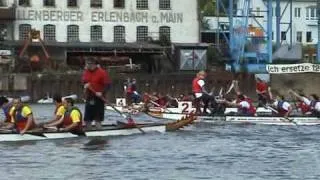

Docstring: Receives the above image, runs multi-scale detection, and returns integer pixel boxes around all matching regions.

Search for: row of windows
[18,0,171,9]
[270,7,319,19]
[273,31,314,43]
[19,24,171,42]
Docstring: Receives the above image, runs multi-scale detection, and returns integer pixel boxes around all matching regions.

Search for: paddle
[264,105,297,125]
[87,86,145,134]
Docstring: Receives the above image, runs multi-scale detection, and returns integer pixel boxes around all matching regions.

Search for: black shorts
[84,96,105,122]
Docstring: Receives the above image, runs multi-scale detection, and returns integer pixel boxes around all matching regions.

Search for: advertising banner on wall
[266,63,320,74]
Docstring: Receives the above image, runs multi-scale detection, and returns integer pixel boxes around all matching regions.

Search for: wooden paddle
[87,86,145,134]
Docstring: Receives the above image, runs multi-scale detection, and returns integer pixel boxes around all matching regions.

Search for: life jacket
[126,83,133,94]
[277,101,288,116]
[297,101,311,114]
[2,103,14,123]
[156,97,167,107]
[62,107,83,131]
[192,77,202,93]
[238,100,256,116]
[14,105,34,132]
[54,104,64,115]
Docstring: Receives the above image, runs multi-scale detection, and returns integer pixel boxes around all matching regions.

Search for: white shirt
[239,101,250,109]
[301,97,311,106]
[195,79,205,98]
[314,102,320,112]
[273,101,291,111]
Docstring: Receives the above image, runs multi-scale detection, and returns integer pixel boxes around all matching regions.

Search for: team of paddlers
[124,71,320,118]
[1,67,319,135]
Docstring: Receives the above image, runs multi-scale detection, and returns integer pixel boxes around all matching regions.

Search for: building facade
[0,0,203,73]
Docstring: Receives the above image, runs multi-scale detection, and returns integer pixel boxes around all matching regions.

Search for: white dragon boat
[0,115,196,142]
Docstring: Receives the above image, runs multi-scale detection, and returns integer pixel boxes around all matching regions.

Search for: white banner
[266,63,320,74]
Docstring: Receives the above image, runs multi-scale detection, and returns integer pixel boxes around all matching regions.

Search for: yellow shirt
[56,105,66,117]
[9,106,16,123]
[21,106,32,117]
[70,109,81,123]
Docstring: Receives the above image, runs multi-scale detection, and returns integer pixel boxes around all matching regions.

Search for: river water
[0,104,320,180]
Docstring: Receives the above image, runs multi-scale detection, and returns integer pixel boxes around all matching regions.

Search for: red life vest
[256,82,268,92]
[62,107,83,131]
[277,101,289,116]
[14,105,34,132]
[297,101,311,114]
[238,100,256,116]
[192,77,202,93]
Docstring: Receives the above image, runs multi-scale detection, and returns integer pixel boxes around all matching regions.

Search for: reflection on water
[81,137,109,151]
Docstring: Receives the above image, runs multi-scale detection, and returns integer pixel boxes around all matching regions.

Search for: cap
[86,57,97,64]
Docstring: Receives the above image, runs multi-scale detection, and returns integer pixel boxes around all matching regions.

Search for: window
[0,0,7,6]
[159,26,170,42]
[296,31,302,43]
[294,8,300,17]
[67,25,79,42]
[306,8,309,19]
[281,31,286,40]
[159,0,170,10]
[272,32,274,40]
[137,0,148,9]
[44,24,56,41]
[136,26,148,42]
[19,0,30,6]
[91,0,102,8]
[114,0,125,8]
[67,0,77,7]
[19,24,31,40]
[43,0,55,6]
[114,26,125,42]
[91,25,102,41]
[306,31,312,42]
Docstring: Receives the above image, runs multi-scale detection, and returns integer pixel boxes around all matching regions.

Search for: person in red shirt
[82,58,111,129]
[255,77,270,107]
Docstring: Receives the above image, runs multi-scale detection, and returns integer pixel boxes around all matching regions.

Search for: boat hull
[0,114,196,142]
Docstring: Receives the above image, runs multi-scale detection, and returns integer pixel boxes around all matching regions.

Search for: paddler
[82,58,111,129]
[222,94,256,116]
[12,97,37,135]
[44,98,83,132]
[270,95,293,118]
[289,90,320,117]
[0,96,15,129]
[42,94,66,127]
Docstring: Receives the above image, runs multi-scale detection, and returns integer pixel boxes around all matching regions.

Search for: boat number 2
[182,102,189,113]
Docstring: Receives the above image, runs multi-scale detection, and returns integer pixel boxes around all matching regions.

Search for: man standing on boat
[12,97,37,135]
[82,58,111,129]
[255,77,270,107]
[0,96,15,129]
[192,70,213,115]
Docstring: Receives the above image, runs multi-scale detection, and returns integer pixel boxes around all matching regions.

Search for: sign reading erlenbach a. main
[266,63,320,74]
[16,9,184,23]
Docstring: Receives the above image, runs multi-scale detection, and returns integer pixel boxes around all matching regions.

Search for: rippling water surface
[1,104,320,180]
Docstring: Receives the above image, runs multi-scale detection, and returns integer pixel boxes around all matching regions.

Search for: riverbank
[0,71,318,102]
